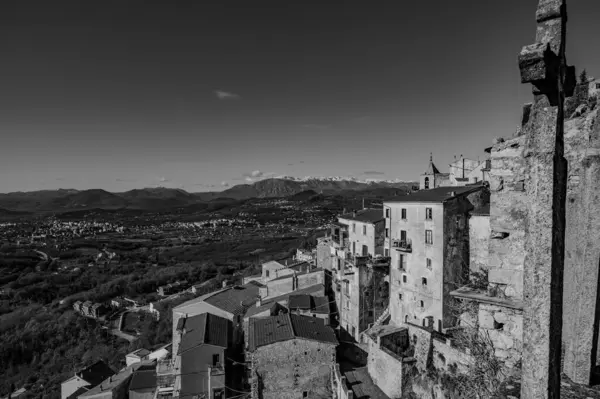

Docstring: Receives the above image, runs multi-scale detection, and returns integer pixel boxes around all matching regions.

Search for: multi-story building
[332,209,389,342]
[384,185,486,332]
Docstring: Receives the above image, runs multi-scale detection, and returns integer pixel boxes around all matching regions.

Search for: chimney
[353,211,357,218]
[222,280,227,289]
[256,297,262,307]
[362,198,365,209]
[450,191,456,197]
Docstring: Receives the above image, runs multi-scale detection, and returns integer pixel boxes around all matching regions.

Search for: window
[426,208,433,220]
[424,177,430,189]
[405,315,408,322]
[352,223,356,233]
[385,228,389,238]
[426,258,432,269]
[385,248,389,257]
[385,208,390,218]
[362,225,367,235]
[438,319,443,332]
[212,354,220,366]
[346,300,350,309]
[401,208,407,219]
[400,230,407,242]
[422,277,427,286]
[402,275,407,283]
[596,83,600,89]
[303,392,308,398]
[399,293,403,300]
[265,270,270,278]
[420,300,424,308]
[369,310,373,317]
[352,326,356,338]
[398,254,406,271]
[362,245,368,256]
[425,230,433,245]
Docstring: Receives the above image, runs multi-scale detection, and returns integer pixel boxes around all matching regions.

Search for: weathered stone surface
[479,308,496,329]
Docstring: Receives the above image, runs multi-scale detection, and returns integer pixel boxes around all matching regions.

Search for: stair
[360,306,390,343]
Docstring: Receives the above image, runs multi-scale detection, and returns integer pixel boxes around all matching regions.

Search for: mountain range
[0,177,418,213]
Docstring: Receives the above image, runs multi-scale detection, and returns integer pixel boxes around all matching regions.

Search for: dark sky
[1,0,599,192]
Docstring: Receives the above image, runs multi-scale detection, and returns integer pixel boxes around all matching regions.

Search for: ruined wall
[431,338,471,374]
[468,214,490,275]
[487,135,528,300]
[250,339,335,399]
[478,303,523,369]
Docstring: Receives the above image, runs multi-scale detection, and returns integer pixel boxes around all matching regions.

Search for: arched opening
[405,315,408,323]
[424,177,430,189]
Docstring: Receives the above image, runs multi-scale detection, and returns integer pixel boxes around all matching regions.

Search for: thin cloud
[221,181,230,187]
[215,90,241,100]
[158,177,170,183]
[363,171,385,176]
[301,124,330,130]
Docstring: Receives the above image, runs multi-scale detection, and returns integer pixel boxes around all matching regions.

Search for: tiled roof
[345,367,390,399]
[178,313,231,354]
[245,301,284,318]
[312,296,330,314]
[176,281,261,316]
[248,313,338,351]
[77,360,115,387]
[384,185,483,204]
[339,209,384,224]
[129,369,157,391]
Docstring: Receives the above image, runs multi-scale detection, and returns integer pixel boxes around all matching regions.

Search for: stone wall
[316,239,334,272]
[262,270,324,299]
[250,339,335,399]
[477,303,523,369]
[431,337,472,374]
[487,135,528,300]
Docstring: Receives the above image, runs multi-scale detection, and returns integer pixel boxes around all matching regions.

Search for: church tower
[420,153,440,190]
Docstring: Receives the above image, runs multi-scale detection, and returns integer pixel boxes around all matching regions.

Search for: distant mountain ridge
[0,178,418,212]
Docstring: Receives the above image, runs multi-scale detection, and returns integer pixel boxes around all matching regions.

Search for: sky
[1,0,599,193]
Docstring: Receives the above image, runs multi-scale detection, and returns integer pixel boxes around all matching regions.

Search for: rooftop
[178,313,231,354]
[339,208,384,224]
[76,360,115,387]
[79,366,134,398]
[175,281,262,316]
[289,294,330,314]
[127,348,151,359]
[248,313,338,351]
[268,267,322,282]
[129,369,157,391]
[245,284,326,318]
[384,185,483,204]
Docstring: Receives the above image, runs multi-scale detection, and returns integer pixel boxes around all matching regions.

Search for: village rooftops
[383,185,483,204]
[78,365,136,399]
[174,281,263,316]
[244,283,326,318]
[248,313,338,351]
[339,208,384,224]
[178,313,231,354]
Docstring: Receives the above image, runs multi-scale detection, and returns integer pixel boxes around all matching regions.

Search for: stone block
[535,0,563,23]
[478,308,495,329]
[493,311,508,324]
[518,42,556,84]
[488,330,515,350]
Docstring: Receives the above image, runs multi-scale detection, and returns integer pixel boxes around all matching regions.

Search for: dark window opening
[494,320,504,330]
[303,392,308,398]
[420,300,424,308]
[402,275,407,283]
[401,208,407,219]
[422,277,427,286]
[265,270,270,278]
[212,354,220,366]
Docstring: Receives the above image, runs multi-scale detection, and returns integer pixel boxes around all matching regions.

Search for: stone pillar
[518,0,575,397]
[562,121,600,383]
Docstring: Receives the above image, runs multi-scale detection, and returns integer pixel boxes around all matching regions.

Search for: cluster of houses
[58,150,559,398]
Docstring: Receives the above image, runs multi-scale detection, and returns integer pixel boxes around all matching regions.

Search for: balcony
[368,256,391,268]
[391,238,412,253]
[210,363,225,376]
[345,254,369,267]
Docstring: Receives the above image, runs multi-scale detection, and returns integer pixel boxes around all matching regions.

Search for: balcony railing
[391,238,412,252]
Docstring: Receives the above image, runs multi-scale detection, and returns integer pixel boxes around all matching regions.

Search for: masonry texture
[250,339,335,399]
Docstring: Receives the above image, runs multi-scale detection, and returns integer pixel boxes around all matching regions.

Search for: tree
[580,69,588,84]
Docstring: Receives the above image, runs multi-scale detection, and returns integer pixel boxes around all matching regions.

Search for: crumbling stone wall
[477,303,523,369]
[487,135,528,300]
[367,333,406,398]
[250,339,335,399]
[316,239,334,271]
[431,338,471,374]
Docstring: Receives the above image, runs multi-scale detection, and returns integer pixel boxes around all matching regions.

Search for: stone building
[248,313,338,399]
[384,185,486,332]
